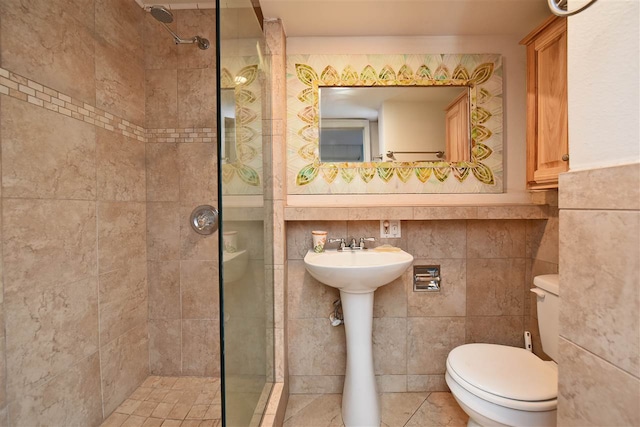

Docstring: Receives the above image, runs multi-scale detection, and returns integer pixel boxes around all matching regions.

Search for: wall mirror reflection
[221,88,236,163]
[319,86,470,163]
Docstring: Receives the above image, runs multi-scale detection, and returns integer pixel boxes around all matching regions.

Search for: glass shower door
[217,2,274,426]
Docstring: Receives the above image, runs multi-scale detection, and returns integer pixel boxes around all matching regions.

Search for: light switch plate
[380,220,401,238]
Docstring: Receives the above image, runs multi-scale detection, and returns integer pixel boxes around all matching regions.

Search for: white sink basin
[303,248,413,293]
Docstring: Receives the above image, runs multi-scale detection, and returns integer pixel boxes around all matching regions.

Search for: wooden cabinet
[445,91,470,162]
[521,16,568,189]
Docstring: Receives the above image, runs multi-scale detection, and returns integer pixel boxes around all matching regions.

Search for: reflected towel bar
[386,150,445,159]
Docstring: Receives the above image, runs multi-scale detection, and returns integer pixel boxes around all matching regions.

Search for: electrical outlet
[380,220,401,238]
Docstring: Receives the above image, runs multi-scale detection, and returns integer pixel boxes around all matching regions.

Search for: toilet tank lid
[533,274,559,296]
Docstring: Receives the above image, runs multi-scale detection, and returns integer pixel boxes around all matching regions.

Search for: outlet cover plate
[380,220,401,238]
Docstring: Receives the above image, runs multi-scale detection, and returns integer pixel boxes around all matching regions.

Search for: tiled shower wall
[286,217,558,393]
[0,0,148,424]
[143,9,220,377]
[0,1,223,425]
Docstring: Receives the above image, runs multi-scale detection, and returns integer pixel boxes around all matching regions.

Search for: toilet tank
[532,274,560,360]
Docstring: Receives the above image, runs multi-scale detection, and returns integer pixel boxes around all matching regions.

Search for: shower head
[150,5,174,24]
[148,5,210,50]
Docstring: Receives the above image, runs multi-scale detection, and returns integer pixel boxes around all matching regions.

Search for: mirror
[219,64,264,196]
[221,88,236,163]
[288,54,503,193]
[319,86,470,163]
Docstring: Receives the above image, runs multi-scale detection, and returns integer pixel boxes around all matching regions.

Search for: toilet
[445,274,560,427]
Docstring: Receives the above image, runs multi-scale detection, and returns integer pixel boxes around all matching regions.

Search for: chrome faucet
[330,237,376,250]
[358,237,376,249]
[328,238,347,250]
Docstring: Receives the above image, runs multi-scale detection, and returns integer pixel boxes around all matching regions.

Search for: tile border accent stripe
[146,128,216,143]
[0,67,146,142]
[0,67,221,146]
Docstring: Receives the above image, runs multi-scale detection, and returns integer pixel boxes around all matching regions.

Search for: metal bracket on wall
[413,265,441,292]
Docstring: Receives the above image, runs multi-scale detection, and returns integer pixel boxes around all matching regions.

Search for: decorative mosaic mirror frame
[287,54,503,194]
[220,61,263,195]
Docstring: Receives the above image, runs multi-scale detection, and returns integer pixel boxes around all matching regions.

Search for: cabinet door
[445,92,470,162]
[526,18,568,188]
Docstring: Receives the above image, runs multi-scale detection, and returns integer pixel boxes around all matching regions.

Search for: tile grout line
[401,393,431,427]
[97,196,106,421]
[92,3,106,417]
[0,91,7,425]
[558,336,640,381]
[145,138,153,382]
[282,394,322,424]
[178,136,184,376]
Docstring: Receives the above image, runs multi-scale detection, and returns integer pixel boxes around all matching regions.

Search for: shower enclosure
[0,0,273,425]
[218,1,275,426]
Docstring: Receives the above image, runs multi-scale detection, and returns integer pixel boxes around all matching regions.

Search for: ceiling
[136,0,553,39]
[258,0,551,38]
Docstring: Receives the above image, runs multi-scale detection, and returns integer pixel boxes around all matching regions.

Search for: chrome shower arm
[159,22,193,45]
[158,22,209,49]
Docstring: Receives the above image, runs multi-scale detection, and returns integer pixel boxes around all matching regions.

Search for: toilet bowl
[446,274,560,427]
[445,343,557,427]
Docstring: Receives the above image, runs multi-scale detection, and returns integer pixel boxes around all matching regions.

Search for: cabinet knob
[562,154,569,161]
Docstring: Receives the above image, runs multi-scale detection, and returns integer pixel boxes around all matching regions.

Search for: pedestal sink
[303,248,414,427]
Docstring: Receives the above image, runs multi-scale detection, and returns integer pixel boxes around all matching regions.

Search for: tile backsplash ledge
[287,191,545,206]
[284,204,550,221]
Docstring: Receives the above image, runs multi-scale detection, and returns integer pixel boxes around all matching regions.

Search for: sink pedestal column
[340,290,380,427]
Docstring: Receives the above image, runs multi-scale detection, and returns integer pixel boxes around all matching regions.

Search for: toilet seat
[446,343,557,412]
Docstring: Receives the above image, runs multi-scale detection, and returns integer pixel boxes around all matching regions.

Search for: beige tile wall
[557,164,640,425]
[286,217,558,393]
[262,19,289,427]
[0,2,226,425]
[0,0,149,424]
[144,8,220,379]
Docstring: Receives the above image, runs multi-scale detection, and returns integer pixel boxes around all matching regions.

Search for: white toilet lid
[447,343,557,402]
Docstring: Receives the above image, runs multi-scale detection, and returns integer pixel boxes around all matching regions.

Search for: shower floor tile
[101,376,221,427]
[283,392,468,427]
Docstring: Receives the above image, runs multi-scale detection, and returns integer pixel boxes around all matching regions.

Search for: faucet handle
[359,237,376,248]
[328,238,347,249]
